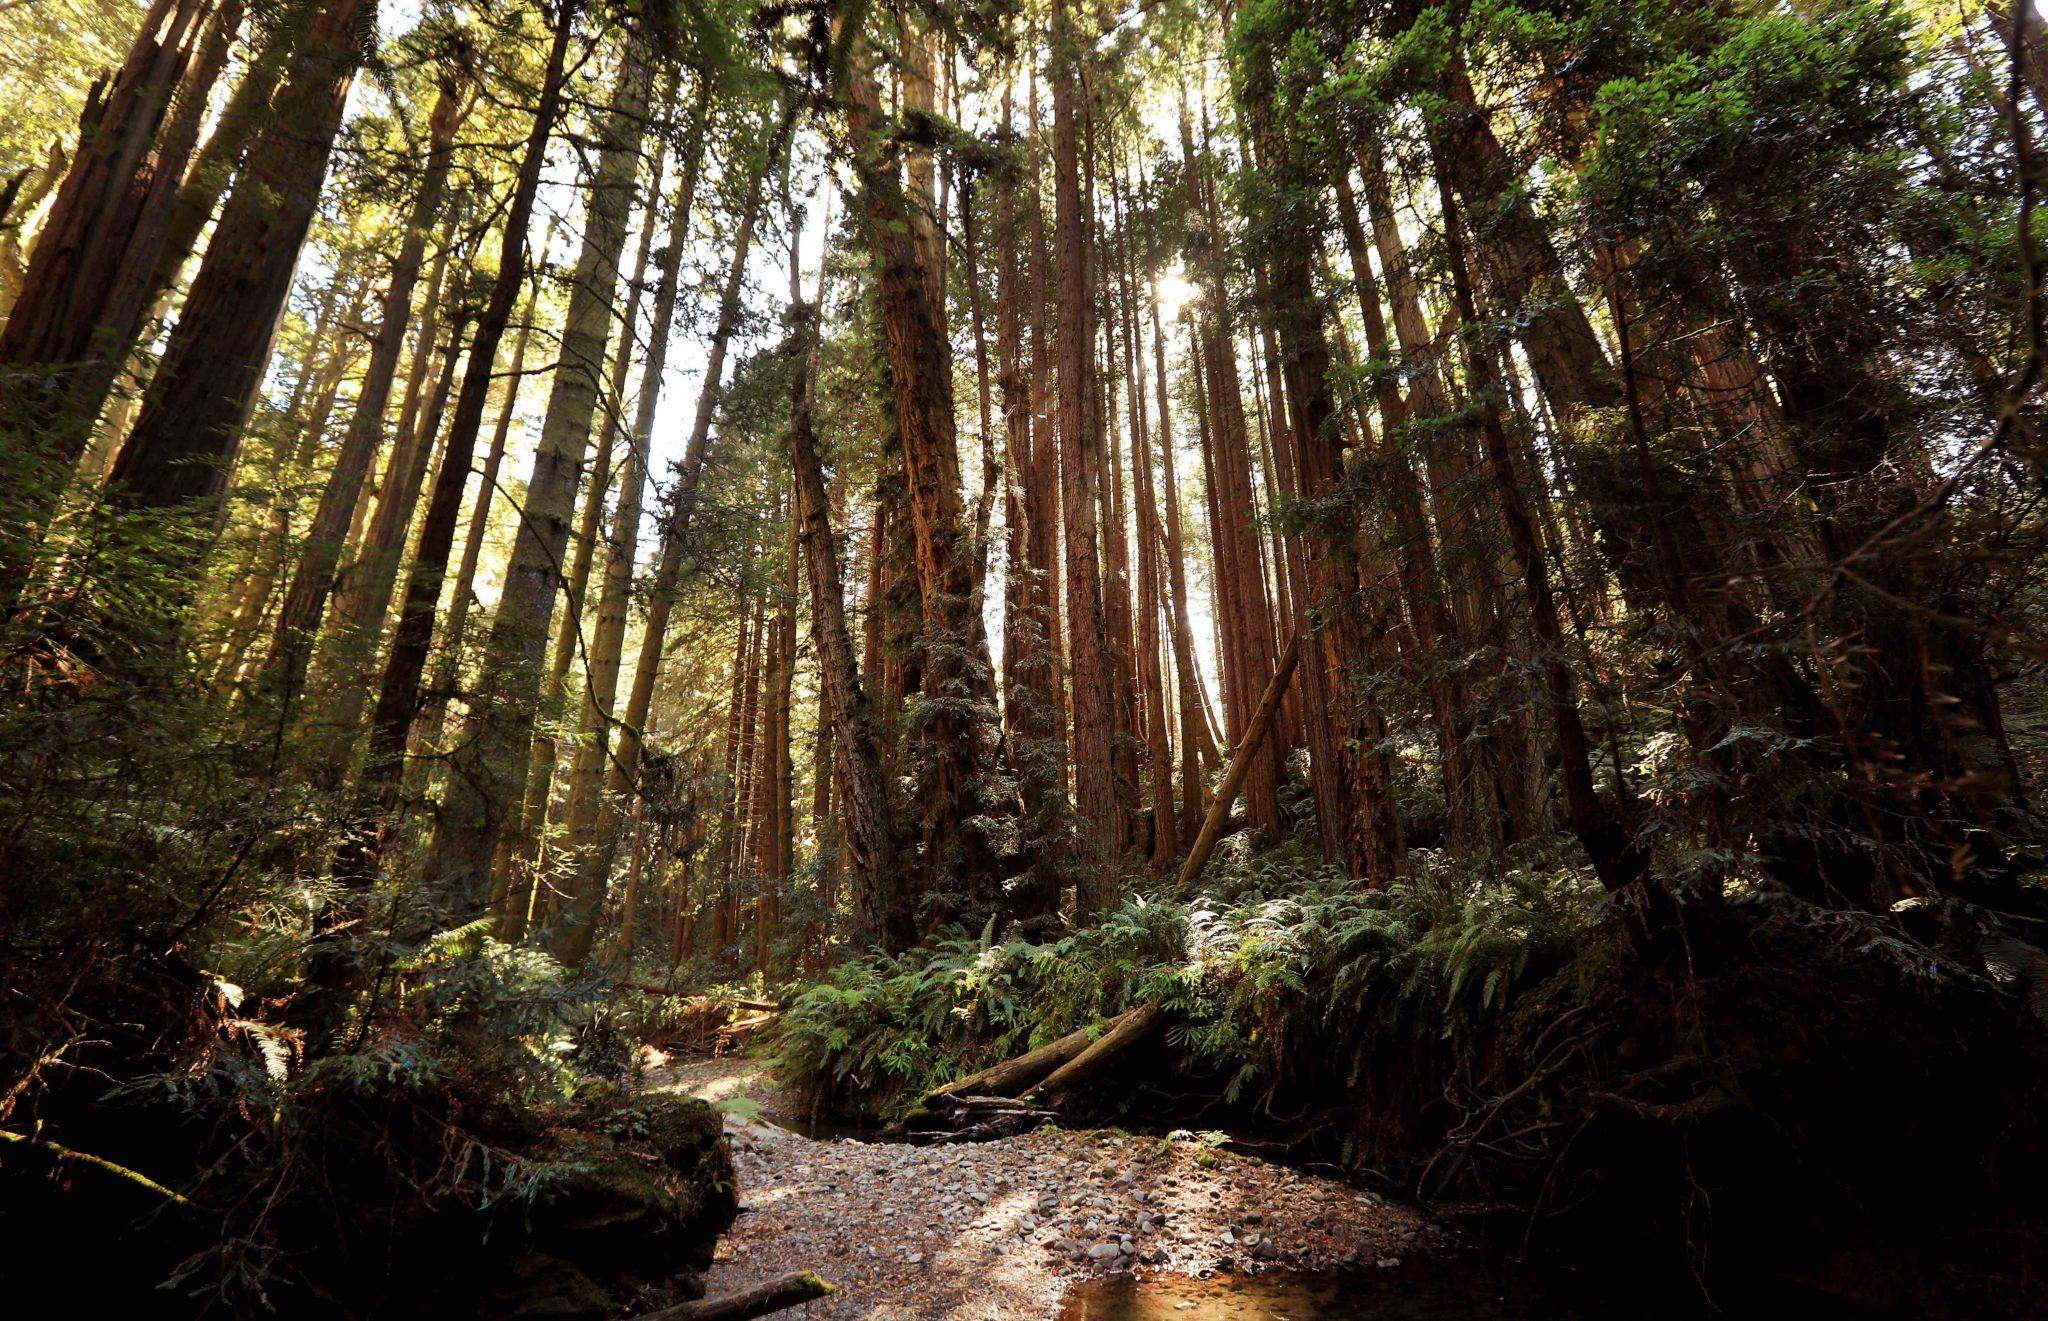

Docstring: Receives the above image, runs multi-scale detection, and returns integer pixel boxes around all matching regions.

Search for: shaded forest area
[3,0,2048,1313]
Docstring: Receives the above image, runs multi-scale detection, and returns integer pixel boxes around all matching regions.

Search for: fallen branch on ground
[0,1129,199,1208]
[632,1271,833,1321]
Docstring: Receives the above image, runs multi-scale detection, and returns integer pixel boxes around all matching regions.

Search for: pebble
[659,1055,1441,1319]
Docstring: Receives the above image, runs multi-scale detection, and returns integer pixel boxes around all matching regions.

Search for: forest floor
[647,1052,1442,1319]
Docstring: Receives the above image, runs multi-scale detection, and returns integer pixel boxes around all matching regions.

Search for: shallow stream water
[1056,1259,1589,1321]
[1056,1257,1918,1320]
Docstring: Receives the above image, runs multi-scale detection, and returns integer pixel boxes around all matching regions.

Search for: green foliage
[770,838,1607,1119]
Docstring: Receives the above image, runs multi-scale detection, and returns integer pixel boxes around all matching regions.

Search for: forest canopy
[2,0,2046,1314]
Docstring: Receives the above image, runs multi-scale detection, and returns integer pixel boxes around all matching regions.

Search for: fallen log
[923,1021,1101,1103]
[1026,1002,1168,1101]
[633,1271,833,1321]
[934,1095,1063,1123]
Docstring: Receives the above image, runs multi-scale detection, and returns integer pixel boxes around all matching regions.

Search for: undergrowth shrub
[770,835,1606,1123]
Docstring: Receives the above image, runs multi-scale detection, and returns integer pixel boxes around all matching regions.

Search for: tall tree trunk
[1235,63,1403,883]
[263,68,466,710]
[142,0,317,309]
[434,39,653,920]
[1178,91,1280,839]
[296,2,576,1052]
[335,0,576,903]
[207,267,364,685]
[420,235,552,746]
[1052,0,1117,913]
[322,207,464,681]
[845,21,1006,921]
[1109,155,1174,867]
[1153,300,1213,842]
[507,114,673,920]
[550,105,712,960]
[104,0,366,522]
[1431,159,1648,895]
[605,102,780,825]
[1025,61,1069,766]
[753,521,797,976]
[993,76,1069,916]
[0,0,237,517]
[1356,143,1508,856]
[785,286,912,951]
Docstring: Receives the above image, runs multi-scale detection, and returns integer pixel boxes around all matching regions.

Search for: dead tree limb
[1175,632,1300,892]
[633,1271,834,1321]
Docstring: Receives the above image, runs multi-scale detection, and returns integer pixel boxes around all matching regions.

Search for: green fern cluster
[769,837,1609,1122]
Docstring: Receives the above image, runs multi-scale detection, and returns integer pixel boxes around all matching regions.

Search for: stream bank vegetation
[2,0,2047,1313]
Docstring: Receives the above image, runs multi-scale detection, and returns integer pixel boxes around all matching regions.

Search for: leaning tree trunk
[262,68,466,710]
[431,38,653,915]
[97,0,364,654]
[785,294,912,952]
[602,101,779,853]
[545,97,715,963]
[333,0,576,901]
[0,0,237,520]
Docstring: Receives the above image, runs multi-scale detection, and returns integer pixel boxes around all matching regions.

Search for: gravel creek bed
[648,1053,1443,1319]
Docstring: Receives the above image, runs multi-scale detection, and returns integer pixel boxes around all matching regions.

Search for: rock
[1307,1214,1324,1228]
[1378,1257,1402,1269]
[1252,1238,1281,1261]
[1088,1242,1125,1261]
[493,1253,614,1321]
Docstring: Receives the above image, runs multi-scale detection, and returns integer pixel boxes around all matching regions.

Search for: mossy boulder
[521,1094,736,1284]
